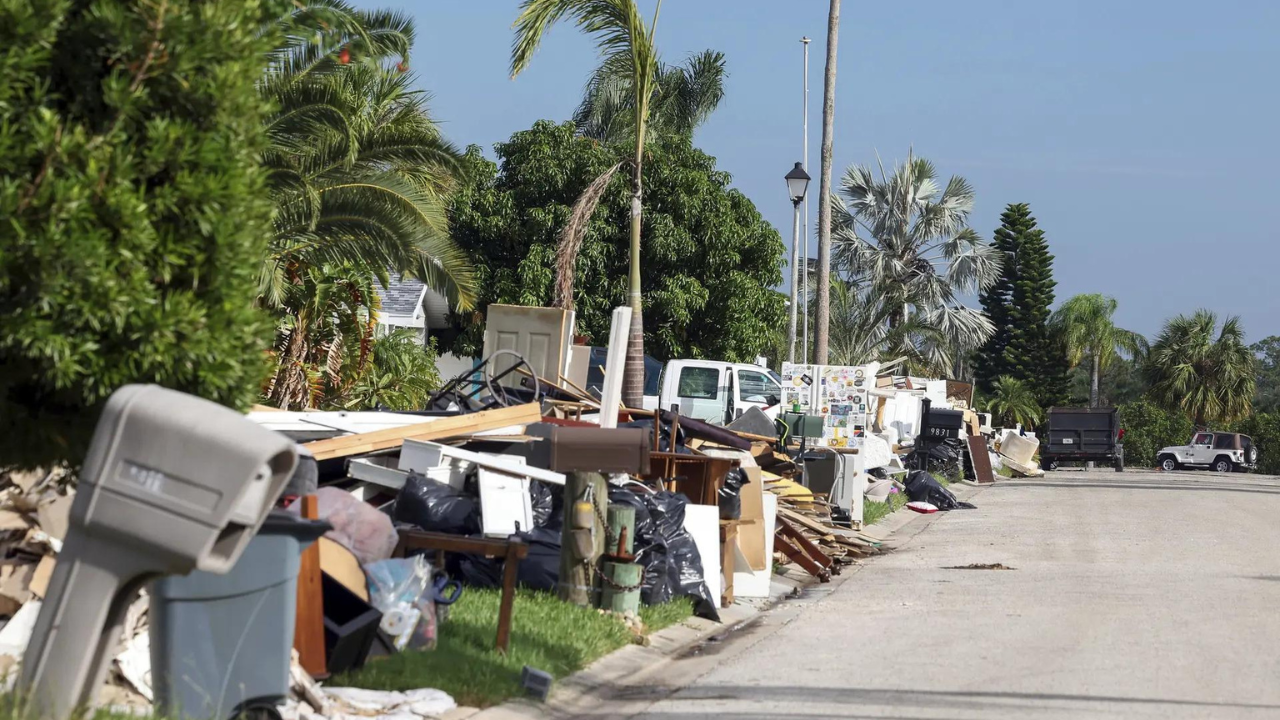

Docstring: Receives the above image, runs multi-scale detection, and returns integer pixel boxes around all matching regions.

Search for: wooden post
[294,495,326,676]
[606,505,635,558]
[496,541,522,653]
[558,471,606,606]
[598,562,642,614]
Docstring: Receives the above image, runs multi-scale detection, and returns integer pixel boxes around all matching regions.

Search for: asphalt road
[579,469,1280,720]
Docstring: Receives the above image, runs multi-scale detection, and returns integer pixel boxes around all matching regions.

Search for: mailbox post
[19,385,298,720]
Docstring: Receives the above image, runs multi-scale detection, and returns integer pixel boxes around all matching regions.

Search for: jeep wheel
[1212,457,1234,473]
[1158,455,1178,472]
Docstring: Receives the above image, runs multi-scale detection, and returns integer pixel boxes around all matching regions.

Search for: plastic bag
[454,516,562,592]
[289,487,397,565]
[365,556,438,651]
[718,468,749,520]
[529,481,559,528]
[609,487,719,621]
[393,472,480,535]
[902,470,975,511]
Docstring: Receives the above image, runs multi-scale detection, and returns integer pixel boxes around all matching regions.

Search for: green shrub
[1229,413,1280,475]
[0,0,288,469]
[1117,400,1194,468]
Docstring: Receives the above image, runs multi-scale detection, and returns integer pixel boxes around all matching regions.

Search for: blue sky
[362,0,1279,341]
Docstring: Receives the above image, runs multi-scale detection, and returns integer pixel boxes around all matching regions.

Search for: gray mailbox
[19,384,298,720]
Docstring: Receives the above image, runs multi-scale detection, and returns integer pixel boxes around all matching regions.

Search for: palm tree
[1146,310,1255,426]
[825,276,993,377]
[831,154,1001,366]
[815,0,840,364]
[1050,294,1146,408]
[512,0,662,408]
[573,49,726,145]
[554,47,726,313]
[984,376,1043,428]
[258,2,475,408]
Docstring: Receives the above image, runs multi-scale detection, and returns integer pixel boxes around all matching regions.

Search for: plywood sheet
[737,466,766,570]
[968,435,996,484]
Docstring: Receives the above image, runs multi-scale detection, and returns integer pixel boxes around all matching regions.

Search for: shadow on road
[589,684,1280,719]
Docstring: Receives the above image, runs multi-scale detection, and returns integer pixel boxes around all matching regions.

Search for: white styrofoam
[683,504,721,607]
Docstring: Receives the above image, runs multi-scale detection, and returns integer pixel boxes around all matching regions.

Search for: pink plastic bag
[290,487,398,565]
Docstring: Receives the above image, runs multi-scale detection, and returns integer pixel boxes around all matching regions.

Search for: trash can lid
[259,509,331,541]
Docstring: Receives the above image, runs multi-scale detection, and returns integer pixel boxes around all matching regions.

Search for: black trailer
[1042,407,1123,471]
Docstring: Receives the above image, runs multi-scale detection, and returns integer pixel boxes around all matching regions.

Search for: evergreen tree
[973,206,1020,391]
[1,0,290,469]
[974,204,1068,404]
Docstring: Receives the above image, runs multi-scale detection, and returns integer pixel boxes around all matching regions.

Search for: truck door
[670,363,728,423]
[1187,432,1213,464]
[735,367,782,421]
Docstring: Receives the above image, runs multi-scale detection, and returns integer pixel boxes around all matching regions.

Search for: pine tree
[973,206,1020,391]
[1,0,290,469]
[974,204,1068,404]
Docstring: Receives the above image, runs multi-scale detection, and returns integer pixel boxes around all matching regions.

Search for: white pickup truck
[641,359,783,425]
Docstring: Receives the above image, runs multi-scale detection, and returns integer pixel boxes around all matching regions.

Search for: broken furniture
[640,454,736,506]
[393,531,528,653]
[150,512,330,720]
[20,385,298,720]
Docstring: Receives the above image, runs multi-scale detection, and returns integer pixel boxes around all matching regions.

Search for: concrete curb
[467,481,990,720]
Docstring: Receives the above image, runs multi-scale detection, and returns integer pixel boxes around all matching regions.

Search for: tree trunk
[814,0,840,365]
[621,126,646,409]
[1090,353,1100,409]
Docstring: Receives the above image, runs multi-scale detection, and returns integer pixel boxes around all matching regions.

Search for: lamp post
[785,162,811,364]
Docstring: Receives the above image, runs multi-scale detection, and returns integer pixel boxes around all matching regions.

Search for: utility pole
[815,0,840,365]
[801,36,811,364]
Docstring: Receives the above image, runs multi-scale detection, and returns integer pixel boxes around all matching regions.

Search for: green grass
[863,491,907,525]
[334,589,692,708]
[996,463,1015,478]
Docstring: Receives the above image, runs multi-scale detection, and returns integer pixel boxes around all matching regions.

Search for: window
[1193,433,1213,446]
[644,356,662,397]
[678,367,721,399]
[1212,433,1236,450]
[738,370,778,403]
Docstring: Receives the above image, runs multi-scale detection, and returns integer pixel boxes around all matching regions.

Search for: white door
[673,364,728,423]
[735,367,782,420]
[1187,432,1213,464]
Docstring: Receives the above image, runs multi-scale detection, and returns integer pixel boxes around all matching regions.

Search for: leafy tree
[1146,310,1255,426]
[1,0,288,469]
[974,203,1067,404]
[1232,412,1280,475]
[832,154,1000,371]
[444,121,786,364]
[511,0,663,408]
[259,1,473,408]
[982,376,1044,429]
[574,49,726,145]
[1050,294,1146,408]
[1249,336,1280,414]
[1118,399,1194,468]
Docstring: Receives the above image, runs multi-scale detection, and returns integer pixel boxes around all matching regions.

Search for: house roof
[375,273,449,328]
[376,273,426,318]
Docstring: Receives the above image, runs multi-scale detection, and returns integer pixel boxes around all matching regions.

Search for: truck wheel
[1114,456,1124,472]
[1045,457,1058,471]
[1158,455,1178,472]
[1212,456,1234,473]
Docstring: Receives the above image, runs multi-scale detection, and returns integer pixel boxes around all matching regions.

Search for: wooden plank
[303,403,542,460]
[496,541,522,653]
[776,517,833,569]
[294,496,327,677]
[774,535,829,581]
[719,522,738,608]
[777,506,838,537]
[968,435,996,484]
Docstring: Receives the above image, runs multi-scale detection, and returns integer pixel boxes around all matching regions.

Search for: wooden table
[394,530,529,653]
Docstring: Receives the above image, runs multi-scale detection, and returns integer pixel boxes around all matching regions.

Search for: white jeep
[1157,432,1257,473]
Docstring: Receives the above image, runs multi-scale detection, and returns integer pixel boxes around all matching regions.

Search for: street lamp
[785,162,811,364]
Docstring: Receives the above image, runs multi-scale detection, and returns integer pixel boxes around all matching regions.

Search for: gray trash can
[150,511,331,720]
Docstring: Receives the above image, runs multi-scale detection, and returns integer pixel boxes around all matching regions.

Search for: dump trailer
[1042,407,1124,471]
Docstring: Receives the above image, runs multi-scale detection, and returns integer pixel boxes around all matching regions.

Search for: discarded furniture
[394,530,529,653]
[640,453,736,506]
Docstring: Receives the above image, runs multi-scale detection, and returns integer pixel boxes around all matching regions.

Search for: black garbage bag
[718,467,749,520]
[609,487,720,621]
[452,509,564,591]
[902,470,975,511]
[529,481,561,528]
[392,472,481,534]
